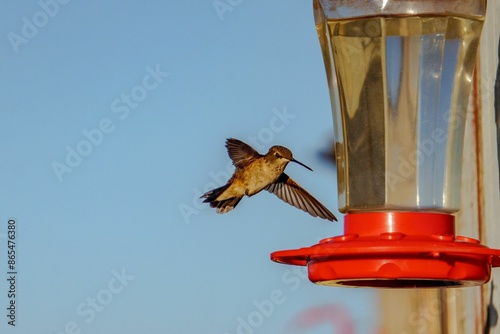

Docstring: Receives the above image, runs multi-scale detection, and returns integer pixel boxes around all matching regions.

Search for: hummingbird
[201,138,337,221]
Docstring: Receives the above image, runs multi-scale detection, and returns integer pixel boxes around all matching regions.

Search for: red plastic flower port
[271,212,500,288]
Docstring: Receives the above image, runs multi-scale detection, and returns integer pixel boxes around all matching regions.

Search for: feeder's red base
[271,212,500,288]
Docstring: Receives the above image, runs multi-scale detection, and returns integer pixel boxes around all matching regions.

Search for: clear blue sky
[0,1,378,333]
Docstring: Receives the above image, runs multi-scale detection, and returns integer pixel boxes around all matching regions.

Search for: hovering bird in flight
[201,138,337,221]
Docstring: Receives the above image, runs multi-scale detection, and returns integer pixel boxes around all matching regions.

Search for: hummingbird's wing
[225,138,260,169]
[265,173,337,222]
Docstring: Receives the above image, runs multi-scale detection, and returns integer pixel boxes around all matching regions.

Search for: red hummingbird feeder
[271,0,500,288]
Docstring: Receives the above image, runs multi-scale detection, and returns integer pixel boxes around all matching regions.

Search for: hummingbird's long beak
[291,159,313,171]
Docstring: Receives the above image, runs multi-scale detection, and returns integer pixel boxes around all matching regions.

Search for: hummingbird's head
[268,146,313,171]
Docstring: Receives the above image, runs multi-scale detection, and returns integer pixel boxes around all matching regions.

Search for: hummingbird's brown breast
[239,158,285,196]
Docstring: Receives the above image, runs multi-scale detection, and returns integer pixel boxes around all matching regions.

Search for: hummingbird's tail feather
[201,185,228,202]
[201,185,243,214]
[213,197,242,214]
